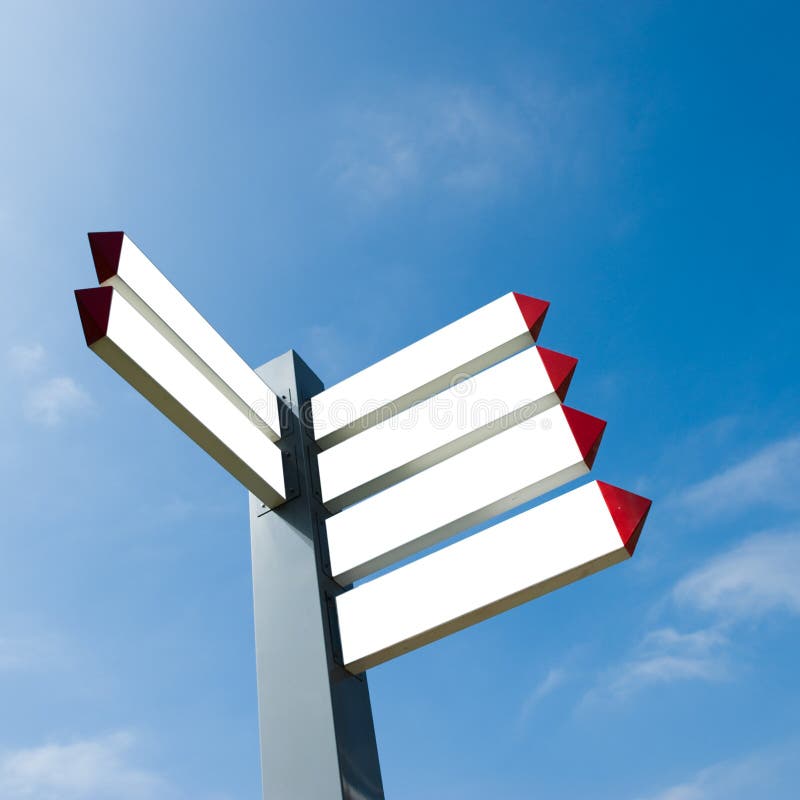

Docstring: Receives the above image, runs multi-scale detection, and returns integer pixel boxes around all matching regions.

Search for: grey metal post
[248,350,384,800]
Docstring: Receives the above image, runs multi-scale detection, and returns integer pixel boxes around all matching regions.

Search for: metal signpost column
[249,350,383,800]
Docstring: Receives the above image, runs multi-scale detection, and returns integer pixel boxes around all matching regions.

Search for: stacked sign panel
[337,481,651,672]
[75,233,287,508]
[312,295,651,673]
[310,292,550,448]
[317,346,578,511]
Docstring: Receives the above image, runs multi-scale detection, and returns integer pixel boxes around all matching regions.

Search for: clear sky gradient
[1,2,798,798]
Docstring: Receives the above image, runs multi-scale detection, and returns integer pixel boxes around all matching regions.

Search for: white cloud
[587,526,800,707]
[333,85,520,201]
[637,741,800,800]
[519,667,567,721]
[331,79,614,205]
[674,529,800,619]
[675,434,800,518]
[3,347,89,426]
[0,732,172,800]
[0,634,66,673]
[585,627,728,705]
[25,376,90,426]
[337,126,420,201]
[7,344,45,374]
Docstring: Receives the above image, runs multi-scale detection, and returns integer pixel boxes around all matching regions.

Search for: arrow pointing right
[311,291,550,449]
[318,346,578,512]
[336,480,651,673]
[326,403,606,586]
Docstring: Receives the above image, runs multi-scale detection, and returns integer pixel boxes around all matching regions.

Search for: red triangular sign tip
[537,347,578,402]
[88,231,124,283]
[75,286,114,346]
[596,482,652,556]
[512,293,549,340]
[561,406,606,469]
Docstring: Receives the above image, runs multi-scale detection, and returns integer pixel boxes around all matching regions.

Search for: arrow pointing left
[75,286,287,508]
[88,231,282,442]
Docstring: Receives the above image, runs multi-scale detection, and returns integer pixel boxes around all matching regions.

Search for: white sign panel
[317,346,578,512]
[75,286,286,508]
[325,403,606,586]
[310,292,550,449]
[336,480,651,673]
[88,232,282,442]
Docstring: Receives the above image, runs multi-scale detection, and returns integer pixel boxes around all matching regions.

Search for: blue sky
[1,1,798,798]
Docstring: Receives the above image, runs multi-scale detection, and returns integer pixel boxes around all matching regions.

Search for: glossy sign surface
[317,346,577,511]
[310,292,549,449]
[89,232,282,441]
[325,403,605,585]
[336,480,651,673]
[75,286,286,507]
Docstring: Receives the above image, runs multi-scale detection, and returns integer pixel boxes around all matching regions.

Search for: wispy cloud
[331,79,616,205]
[25,376,90,427]
[0,732,172,800]
[519,667,567,722]
[7,343,45,374]
[0,633,67,673]
[5,344,91,427]
[674,529,800,619]
[333,85,519,202]
[587,526,800,707]
[636,740,800,800]
[674,434,800,519]
[584,626,729,706]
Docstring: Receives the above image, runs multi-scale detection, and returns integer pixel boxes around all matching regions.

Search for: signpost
[75,232,651,800]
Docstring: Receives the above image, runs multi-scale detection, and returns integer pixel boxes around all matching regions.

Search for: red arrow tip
[75,286,113,346]
[561,406,606,469]
[537,347,578,401]
[597,482,652,556]
[88,231,124,283]
[512,293,550,340]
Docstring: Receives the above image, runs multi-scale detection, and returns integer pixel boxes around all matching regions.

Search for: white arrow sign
[310,292,550,449]
[88,232,282,442]
[336,480,651,673]
[325,403,606,586]
[75,286,286,508]
[317,346,578,512]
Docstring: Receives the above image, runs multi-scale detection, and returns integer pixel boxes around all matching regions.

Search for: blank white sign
[336,480,651,673]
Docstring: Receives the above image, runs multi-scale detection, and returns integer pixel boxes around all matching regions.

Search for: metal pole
[249,350,384,800]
